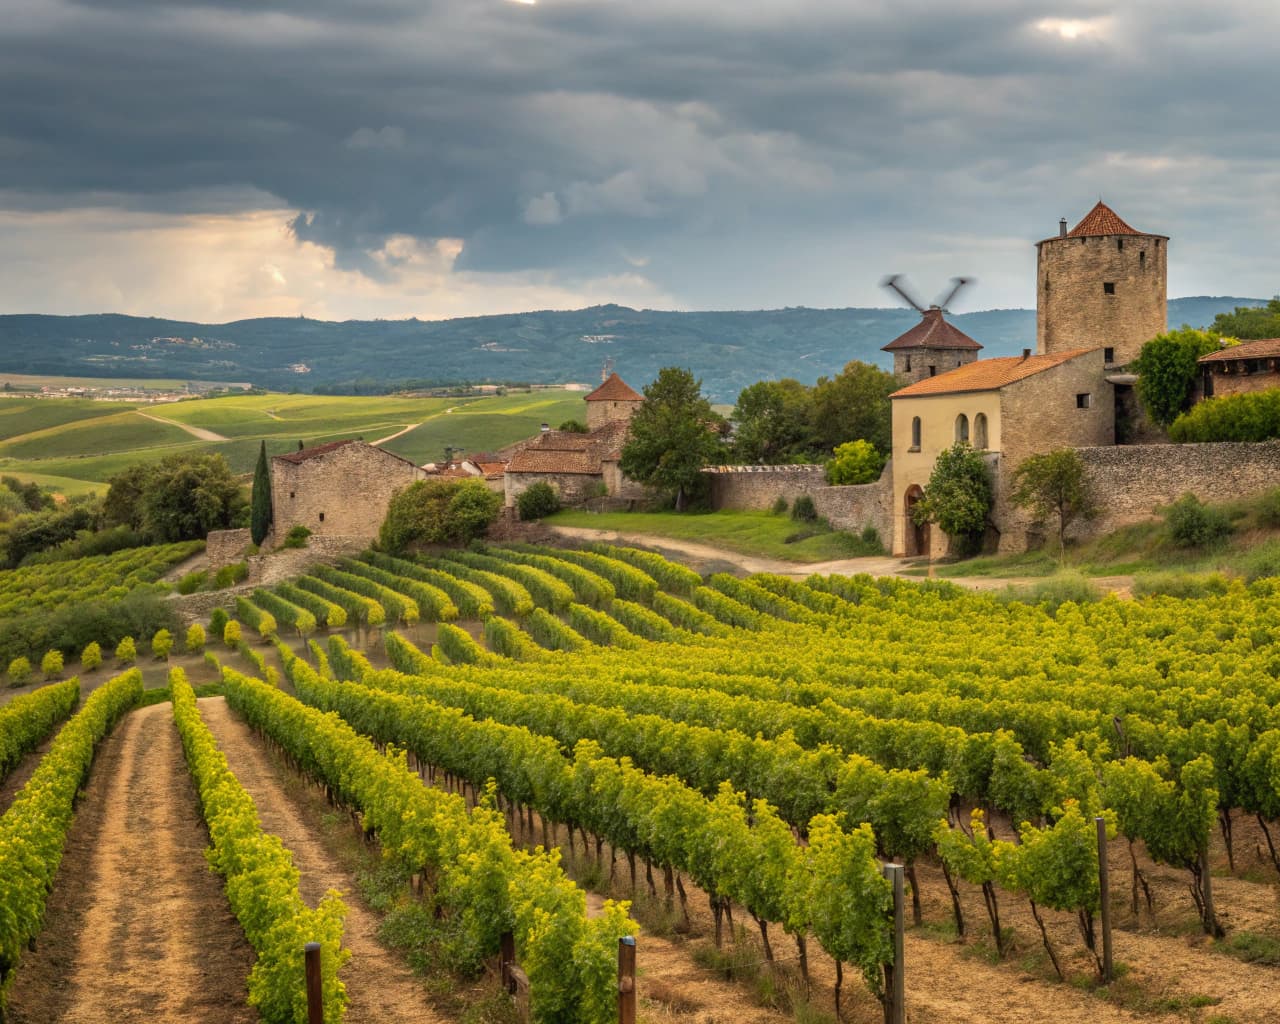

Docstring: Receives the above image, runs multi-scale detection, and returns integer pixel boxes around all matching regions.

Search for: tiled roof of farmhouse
[475,461,508,479]
[1067,201,1144,237]
[585,373,644,402]
[273,439,357,464]
[506,420,629,475]
[881,308,983,352]
[273,438,419,469]
[891,348,1095,398]
[1199,338,1280,363]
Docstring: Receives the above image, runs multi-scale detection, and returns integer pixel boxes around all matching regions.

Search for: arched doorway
[904,485,929,557]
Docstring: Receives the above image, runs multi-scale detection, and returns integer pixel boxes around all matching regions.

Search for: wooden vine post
[882,864,905,1024]
[617,935,637,1024]
[1096,816,1113,982]
[304,942,323,1024]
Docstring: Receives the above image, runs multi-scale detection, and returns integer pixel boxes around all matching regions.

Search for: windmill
[880,274,973,315]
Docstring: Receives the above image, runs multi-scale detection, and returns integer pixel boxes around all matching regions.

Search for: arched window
[974,413,988,450]
[955,413,969,444]
[910,416,921,450]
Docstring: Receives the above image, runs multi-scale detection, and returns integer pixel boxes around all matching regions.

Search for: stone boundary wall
[206,528,251,570]
[704,464,893,545]
[993,440,1280,551]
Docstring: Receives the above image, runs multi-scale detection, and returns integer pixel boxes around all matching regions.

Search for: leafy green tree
[115,636,137,665]
[826,439,887,485]
[223,621,242,648]
[517,481,561,521]
[1010,449,1097,558]
[1134,327,1225,428]
[619,367,727,510]
[1170,389,1280,442]
[810,360,899,455]
[913,443,993,556]
[557,419,589,433]
[1210,296,1280,339]
[730,379,815,463]
[151,628,173,661]
[379,478,501,554]
[104,454,246,543]
[250,440,273,546]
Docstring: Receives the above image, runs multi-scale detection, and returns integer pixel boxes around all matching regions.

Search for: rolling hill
[0,297,1264,402]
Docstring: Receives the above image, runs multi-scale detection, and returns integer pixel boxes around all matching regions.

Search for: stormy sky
[2,0,1277,322]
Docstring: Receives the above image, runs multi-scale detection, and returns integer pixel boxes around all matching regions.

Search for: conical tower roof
[881,308,982,352]
[585,372,643,402]
[1067,201,1143,237]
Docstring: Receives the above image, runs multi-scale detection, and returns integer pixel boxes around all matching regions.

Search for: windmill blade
[935,276,974,312]
[880,274,925,313]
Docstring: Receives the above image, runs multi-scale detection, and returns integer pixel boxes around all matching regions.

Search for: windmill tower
[879,276,983,384]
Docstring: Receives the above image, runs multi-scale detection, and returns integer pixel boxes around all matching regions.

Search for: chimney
[540,422,550,433]
[1059,218,1067,238]
[1022,348,1031,361]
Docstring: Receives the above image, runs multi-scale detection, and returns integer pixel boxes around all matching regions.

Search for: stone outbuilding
[881,307,983,384]
[889,348,1111,556]
[270,439,425,542]
[1199,338,1280,400]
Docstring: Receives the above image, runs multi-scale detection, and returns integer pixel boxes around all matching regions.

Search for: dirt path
[5,703,256,1024]
[198,696,447,1024]
[370,423,420,447]
[546,524,1079,591]
[134,409,228,442]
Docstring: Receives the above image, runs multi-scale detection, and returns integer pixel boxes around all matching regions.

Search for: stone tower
[881,307,983,384]
[1036,201,1167,368]
[584,372,644,430]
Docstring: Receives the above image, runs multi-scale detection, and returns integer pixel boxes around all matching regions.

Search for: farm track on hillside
[4,703,256,1024]
[198,696,449,1024]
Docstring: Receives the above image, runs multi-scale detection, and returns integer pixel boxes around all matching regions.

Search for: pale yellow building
[889,348,1111,556]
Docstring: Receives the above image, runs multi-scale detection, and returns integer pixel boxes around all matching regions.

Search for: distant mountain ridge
[0,297,1263,402]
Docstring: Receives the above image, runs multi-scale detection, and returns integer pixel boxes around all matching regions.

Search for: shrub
[41,649,64,680]
[151,628,173,661]
[223,621,242,647]
[283,525,311,549]
[379,478,502,553]
[770,495,788,515]
[81,641,102,672]
[1239,540,1280,583]
[185,623,206,654]
[115,636,137,665]
[1133,571,1232,600]
[859,524,882,548]
[176,569,207,594]
[1168,388,1280,442]
[7,656,32,685]
[1164,493,1233,548]
[790,495,818,522]
[210,607,229,638]
[213,562,249,589]
[997,571,1100,612]
[913,443,993,557]
[557,419,589,433]
[516,482,561,521]
[1259,488,1280,529]
[1134,327,1224,427]
[825,439,886,485]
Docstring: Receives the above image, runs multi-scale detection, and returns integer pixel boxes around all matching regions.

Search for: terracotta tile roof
[1066,201,1143,238]
[1199,338,1280,363]
[476,461,508,479]
[273,439,357,464]
[891,348,1097,398]
[882,308,983,352]
[585,372,644,403]
[505,420,629,475]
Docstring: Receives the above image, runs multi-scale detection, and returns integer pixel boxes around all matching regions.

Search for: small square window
[905,356,912,372]
[927,365,936,377]
[1076,393,1092,409]
[1103,282,1116,295]
[318,512,325,523]
[1103,348,1115,364]
[289,491,296,499]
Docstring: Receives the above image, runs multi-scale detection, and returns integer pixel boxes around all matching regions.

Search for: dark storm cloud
[2,0,1278,307]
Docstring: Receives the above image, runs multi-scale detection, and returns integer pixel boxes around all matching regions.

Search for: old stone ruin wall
[994,440,1280,552]
[704,464,894,546]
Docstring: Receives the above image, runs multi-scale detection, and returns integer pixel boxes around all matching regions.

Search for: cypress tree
[250,440,273,545]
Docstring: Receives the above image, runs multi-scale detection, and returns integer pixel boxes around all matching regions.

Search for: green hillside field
[0,387,586,495]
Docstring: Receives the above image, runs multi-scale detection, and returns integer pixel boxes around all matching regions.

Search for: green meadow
[0,387,587,495]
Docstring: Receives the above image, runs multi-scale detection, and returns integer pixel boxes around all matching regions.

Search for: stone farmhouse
[502,373,648,507]
[1199,338,1280,399]
[269,439,426,542]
